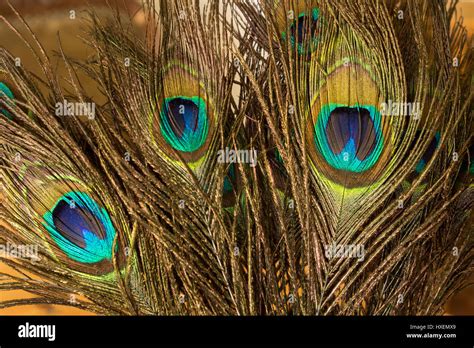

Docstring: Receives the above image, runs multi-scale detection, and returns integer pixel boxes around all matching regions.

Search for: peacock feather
[0,0,473,315]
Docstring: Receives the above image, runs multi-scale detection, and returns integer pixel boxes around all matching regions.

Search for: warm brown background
[0,0,473,315]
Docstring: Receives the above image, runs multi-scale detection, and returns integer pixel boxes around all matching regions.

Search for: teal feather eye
[223,164,236,194]
[415,132,440,173]
[160,96,209,153]
[282,8,320,54]
[152,63,216,167]
[223,163,240,208]
[306,64,392,188]
[42,191,116,265]
[314,104,384,173]
[271,148,289,192]
[0,81,15,119]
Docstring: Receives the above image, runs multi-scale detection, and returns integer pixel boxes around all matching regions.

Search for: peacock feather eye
[223,164,236,194]
[160,96,209,153]
[415,132,440,173]
[15,165,126,276]
[152,63,215,167]
[270,148,289,193]
[223,163,240,208]
[307,63,392,188]
[0,81,15,119]
[403,132,441,199]
[283,8,320,54]
[42,191,116,265]
[314,104,384,173]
